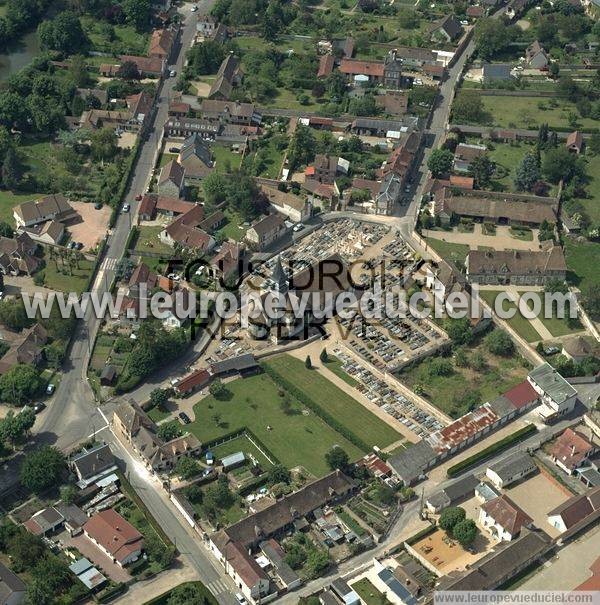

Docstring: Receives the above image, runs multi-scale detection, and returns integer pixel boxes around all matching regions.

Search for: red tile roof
[318,54,335,78]
[449,175,474,189]
[83,509,143,564]
[339,59,384,77]
[550,428,594,471]
[482,495,533,536]
[175,368,211,394]
[576,557,600,591]
[503,380,539,409]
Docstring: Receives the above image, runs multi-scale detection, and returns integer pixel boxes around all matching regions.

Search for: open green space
[564,238,600,290]
[212,144,243,173]
[478,95,599,130]
[487,141,534,192]
[159,152,177,168]
[323,356,358,387]
[0,190,35,225]
[424,237,470,265]
[242,133,287,179]
[211,435,274,469]
[42,253,95,294]
[144,582,218,605]
[352,578,393,605]
[81,15,149,55]
[133,225,173,256]
[264,355,401,448]
[188,372,364,477]
[397,330,529,418]
[147,406,171,423]
[578,153,600,224]
[216,208,247,242]
[478,290,542,342]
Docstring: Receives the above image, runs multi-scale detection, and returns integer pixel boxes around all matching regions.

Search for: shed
[221,451,245,471]
[100,365,117,386]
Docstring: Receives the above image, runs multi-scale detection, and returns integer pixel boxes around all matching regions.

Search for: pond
[0,30,41,81]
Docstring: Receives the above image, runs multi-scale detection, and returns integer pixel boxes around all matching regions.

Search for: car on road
[235,594,247,605]
[179,412,191,424]
[122,203,130,213]
[31,402,46,414]
[94,202,103,210]
[169,69,177,77]
[135,194,143,201]
[46,383,55,395]
[292,223,304,232]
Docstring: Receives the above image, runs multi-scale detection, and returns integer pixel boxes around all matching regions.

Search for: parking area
[505,471,572,539]
[67,201,112,251]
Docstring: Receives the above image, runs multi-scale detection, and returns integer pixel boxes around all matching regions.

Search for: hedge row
[262,363,371,452]
[405,522,437,546]
[202,428,282,468]
[97,583,126,603]
[446,424,537,478]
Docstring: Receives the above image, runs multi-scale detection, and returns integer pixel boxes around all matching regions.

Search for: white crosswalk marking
[208,579,231,594]
[101,257,118,271]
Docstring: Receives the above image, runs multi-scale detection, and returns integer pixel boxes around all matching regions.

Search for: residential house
[126,91,154,132]
[245,214,287,251]
[112,400,202,472]
[119,54,165,77]
[550,428,596,475]
[426,474,479,513]
[13,194,74,228]
[259,539,301,590]
[528,362,578,422]
[479,494,533,541]
[429,15,464,42]
[178,133,214,184]
[20,220,64,246]
[307,155,348,184]
[160,204,215,252]
[174,368,211,396]
[561,335,598,362]
[200,99,261,126]
[210,241,245,282]
[383,49,413,89]
[260,185,311,223]
[434,187,558,227]
[158,159,186,197]
[485,451,538,489]
[465,247,567,286]
[525,41,549,69]
[149,28,175,61]
[168,99,191,118]
[209,471,355,603]
[70,443,116,485]
[208,54,243,100]
[0,562,26,605]
[350,116,419,137]
[196,14,217,37]
[424,259,464,303]
[23,507,65,536]
[339,59,384,84]
[566,130,584,154]
[330,579,360,605]
[0,323,47,374]
[84,509,144,567]
[376,172,402,215]
[79,109,134,132]
[547,486,600,534]
[453,143,487,173]
[317,54,335,79]
[381,131,420,184]
[138,194,195,221]
[0,233,40,277]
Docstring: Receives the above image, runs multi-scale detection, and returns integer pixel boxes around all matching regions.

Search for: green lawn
[159,153,177,168]
[212,144,243,173]
[397,331,529,418]
[188,373,364,477]
[323,356,358,387]
[133,225,173,256]
[242,133,287,179]
[352,578,392,605]
[144,582,217,605]
[487,141,533,192]
[81,15,149,55]
[216,209,247,242]
[477,95,600,130]
[478,290,543,342]
[147,406,171,423]
[264,355,401,448]
[424,237,470,265]
[564,238,600,290]
[0,190,36,225]
[579,153,600,223]
[42,255,95,294]
[211,435,274,469]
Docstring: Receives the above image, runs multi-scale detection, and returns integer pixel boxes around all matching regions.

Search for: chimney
[571,444,576,456]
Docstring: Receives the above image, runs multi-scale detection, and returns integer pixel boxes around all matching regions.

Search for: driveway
[64,532,132,583]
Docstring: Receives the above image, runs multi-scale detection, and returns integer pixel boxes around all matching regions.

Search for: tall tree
[514,152,540,191]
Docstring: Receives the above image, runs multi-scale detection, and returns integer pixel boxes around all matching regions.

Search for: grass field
[133,225,173,256]
[352,578,392,605]
[579,153,600,224]
[42,255,95,294]
[212,144,243,173]
[478,290,542,342]
[397,331,529,418]
[564,238,600,290]
[424,237,470,265]
[264,355,401,448]
[242,134,287,179]
[211,435,274,469]
[217,209,247,242]
[487,141,533,192]
[188,373,364,477]
[0,190,35,225]
[81,15,149,55]
[159,152,177,168]
[323,356,358,387]
[478,95,599,130]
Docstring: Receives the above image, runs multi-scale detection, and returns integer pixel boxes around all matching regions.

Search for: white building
[527,363,577,423]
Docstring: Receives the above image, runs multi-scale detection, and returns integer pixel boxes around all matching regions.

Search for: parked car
[67,241,76,249]
[191,4,198,11]
[169,69,177,77]
[235,595,247,605]
[122,203,130,213]
[292,223,304,232]
[33,402,46,414]
[94,202,103,210]
[169,147,181,153]
[179,412,191,424]
[135,194,142,201]
[544,346,560,355]
[74,242,83,250]
[46,383,55,395]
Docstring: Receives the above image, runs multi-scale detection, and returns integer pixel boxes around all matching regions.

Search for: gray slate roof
[488,451,536,482]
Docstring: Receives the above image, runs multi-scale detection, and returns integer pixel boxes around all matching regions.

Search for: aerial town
[0,0,599,603]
